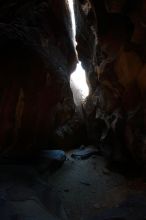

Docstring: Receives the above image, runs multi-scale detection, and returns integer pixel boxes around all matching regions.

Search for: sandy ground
[0,153,145,220]
[47,154,129,220]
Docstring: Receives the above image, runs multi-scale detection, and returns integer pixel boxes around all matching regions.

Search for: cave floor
[0,153,146,220]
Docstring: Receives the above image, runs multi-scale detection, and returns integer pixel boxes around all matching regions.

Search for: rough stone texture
[0,0,146,165]
[0,0,78,156]
[84,0,146,165]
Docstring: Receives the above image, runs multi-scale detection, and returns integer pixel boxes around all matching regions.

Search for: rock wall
[86,0,146,164]
[1,0,146,165]
[0,0,78,157]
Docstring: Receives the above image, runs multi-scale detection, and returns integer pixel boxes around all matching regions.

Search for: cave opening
[67,0,89,107]
[0,0,146,220]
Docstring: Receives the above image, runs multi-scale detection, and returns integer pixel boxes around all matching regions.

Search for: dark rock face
[86,0,146,165]
[0,0,78,156]
[76,0,97,89]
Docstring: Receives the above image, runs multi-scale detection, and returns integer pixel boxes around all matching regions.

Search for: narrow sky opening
[67,0,89,103]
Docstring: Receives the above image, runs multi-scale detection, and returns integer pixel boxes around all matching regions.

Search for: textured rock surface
[0,0,146,165]
[0,0,78,156]
[83,0,146,164]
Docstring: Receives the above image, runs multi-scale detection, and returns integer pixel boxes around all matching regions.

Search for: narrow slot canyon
[67,0,89,106]
[0,0,146,220]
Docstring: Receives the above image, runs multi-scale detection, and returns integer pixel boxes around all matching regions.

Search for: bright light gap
[67,0,89,103]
